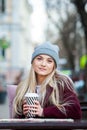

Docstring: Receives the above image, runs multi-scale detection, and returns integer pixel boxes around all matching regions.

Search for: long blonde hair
[13,66,76,116]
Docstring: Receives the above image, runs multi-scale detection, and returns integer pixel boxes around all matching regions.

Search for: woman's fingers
[23,100,43,117]
[29,101,43,117]
[23,99,29,115]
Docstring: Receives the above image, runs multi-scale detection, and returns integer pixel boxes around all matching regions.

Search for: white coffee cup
[24,92,39,118]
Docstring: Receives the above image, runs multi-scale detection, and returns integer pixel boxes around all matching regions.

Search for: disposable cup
[24,93,39,118]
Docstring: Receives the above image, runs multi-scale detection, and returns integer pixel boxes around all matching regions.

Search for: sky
[29,0,47,43]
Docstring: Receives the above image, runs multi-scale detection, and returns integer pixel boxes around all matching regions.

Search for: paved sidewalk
[0,95,9,119]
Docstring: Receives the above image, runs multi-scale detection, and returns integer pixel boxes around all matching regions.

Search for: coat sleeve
[43,77,82,119]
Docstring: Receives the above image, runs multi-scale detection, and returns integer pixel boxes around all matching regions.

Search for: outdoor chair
[7,85,17,118]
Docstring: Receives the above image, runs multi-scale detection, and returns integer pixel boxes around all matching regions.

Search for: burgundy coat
[43,77,82,119]
[13,74,82,119]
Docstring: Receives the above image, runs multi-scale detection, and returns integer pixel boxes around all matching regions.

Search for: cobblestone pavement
[0,95,9,119]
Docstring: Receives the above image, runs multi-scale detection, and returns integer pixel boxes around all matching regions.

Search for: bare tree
[71,0,87,55]
[44,0,83,70]
[71,0,87,92]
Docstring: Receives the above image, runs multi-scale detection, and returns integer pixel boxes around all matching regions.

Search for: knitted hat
[31,41,59,68]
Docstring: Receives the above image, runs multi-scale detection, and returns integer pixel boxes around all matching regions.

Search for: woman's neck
[36,75,46,85]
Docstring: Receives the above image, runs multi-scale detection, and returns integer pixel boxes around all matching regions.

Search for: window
[0,0,5,13]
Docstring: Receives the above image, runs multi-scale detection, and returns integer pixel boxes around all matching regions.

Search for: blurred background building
[0,0,33,84]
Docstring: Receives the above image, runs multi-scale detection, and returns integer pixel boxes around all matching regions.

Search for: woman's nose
[41,60,46,66]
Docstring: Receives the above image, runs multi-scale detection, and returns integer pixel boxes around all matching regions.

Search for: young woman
[13,42,82,119]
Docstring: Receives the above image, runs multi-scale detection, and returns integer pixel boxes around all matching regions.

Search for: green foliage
[0,38,10,49]
[80,55,87,69]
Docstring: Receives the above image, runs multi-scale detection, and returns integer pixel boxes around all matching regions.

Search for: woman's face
[32,54,55,76]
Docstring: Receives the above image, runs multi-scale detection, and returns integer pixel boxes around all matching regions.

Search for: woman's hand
[29,100,43,117]
[23,99,29,116]
[23,99,43,117]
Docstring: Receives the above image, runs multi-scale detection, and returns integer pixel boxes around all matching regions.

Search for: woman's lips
[39,68,46,71]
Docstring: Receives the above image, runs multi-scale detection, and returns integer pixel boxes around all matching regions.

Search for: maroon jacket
[43,77,82,119]
[14,74,82,119]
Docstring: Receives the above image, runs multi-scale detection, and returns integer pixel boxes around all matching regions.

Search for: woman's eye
[47,60,53,63]
[36,57,42,60]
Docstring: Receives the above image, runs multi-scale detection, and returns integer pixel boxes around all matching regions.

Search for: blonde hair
[13,66,76,117]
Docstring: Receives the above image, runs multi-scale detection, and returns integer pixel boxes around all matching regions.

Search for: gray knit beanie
[31,41,59,68]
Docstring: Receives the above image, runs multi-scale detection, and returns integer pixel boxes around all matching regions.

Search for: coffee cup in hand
[24,92,39,118]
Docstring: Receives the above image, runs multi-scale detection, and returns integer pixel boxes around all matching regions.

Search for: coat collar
[43,84,53,107]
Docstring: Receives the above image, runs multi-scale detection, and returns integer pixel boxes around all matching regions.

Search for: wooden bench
[80,101,87,119]
[80,101,87,111]
[0,119,87,129]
